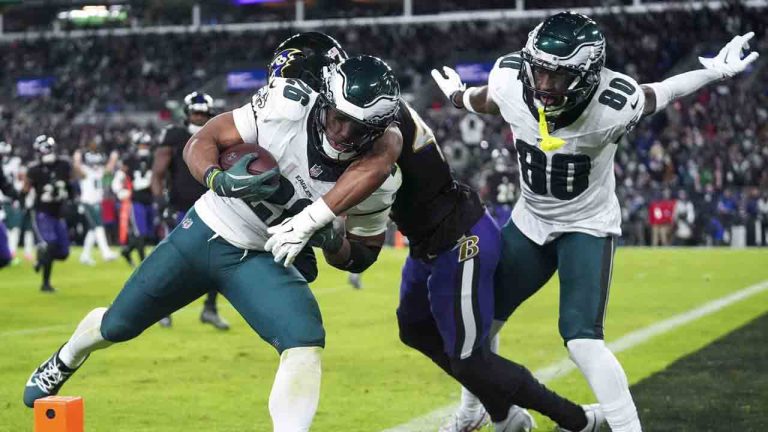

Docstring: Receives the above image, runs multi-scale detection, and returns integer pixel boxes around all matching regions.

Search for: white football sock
[567,339,642,432]
[8,227,20,255]
[94,227,113,258]
[81,231,95,260]
[458,321,504,413]
[24,230,35,256]
[59,307,113,369]
[269,346,322,432]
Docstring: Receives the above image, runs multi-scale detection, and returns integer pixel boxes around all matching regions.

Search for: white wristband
[306,198,337,229]
[462,88,479,114]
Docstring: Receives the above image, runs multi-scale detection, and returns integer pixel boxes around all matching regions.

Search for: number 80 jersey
[488,52,645,245]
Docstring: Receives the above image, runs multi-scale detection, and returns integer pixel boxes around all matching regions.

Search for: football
[218,143,279,177]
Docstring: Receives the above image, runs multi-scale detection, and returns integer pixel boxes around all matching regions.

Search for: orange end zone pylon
[34,396,84,432]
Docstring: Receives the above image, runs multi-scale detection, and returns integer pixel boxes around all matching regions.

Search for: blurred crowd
[2,4,767,247]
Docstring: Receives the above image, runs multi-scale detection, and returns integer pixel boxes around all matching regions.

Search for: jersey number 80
[516,140,591,201]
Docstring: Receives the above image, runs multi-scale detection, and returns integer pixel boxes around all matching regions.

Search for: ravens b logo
[269,48,304,80]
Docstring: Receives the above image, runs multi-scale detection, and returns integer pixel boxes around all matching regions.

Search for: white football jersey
[488,53,644,244]
[1,156,22,202]
[79,158,106,204]
[195,78,401,251]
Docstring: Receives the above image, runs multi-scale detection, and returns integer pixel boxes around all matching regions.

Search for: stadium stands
[1,2,766,246]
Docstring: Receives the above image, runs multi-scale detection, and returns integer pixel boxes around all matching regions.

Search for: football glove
[265,199,336,267]
[698,32,759,79]
[307,223,344,254]
[431,66,466,108]
[205,154,280,201]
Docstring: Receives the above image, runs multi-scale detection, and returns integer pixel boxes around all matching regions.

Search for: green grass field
[1,247,767,431]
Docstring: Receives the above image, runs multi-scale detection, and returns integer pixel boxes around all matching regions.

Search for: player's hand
[206,155,280,201]
[431,66,466,107]
[265,199,336,267]
[265,215,314,267]
[307,223,344,254]
[699,32,759,79]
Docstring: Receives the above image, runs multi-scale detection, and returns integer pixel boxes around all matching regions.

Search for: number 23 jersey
[195,78,401,251]
[488,53,644,245]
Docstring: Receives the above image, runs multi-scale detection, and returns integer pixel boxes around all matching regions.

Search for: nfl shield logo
[309,164,323,178]
[181,218,193,229]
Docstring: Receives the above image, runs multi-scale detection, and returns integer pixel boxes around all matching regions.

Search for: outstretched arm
[641,32,759,117]
[431,67,501,115]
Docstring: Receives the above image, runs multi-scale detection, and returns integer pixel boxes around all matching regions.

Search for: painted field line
[381,279,768,432]
[0,324,71,338]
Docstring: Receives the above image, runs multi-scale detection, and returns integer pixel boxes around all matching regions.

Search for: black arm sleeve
[335,240,381,274]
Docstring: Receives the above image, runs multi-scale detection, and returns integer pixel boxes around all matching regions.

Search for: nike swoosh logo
[630,98,639,110]
[230,185,249,192]
[26,372,37,387]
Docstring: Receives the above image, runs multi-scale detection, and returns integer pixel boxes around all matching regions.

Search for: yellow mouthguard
[537,107,566,151]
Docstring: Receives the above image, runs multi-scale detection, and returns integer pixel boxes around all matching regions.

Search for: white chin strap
[187,123,203,135]
[41,154,57,164]
[321,135,357,162]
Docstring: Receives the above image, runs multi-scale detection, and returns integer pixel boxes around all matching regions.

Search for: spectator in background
[623,191,647,246]
[717,188,738,243]
[459,113,485,147]
[673,189,696,246]
[758,191,768,246]
[649,189,675,246]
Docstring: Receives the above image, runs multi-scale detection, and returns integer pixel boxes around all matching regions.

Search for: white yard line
[0,324,71,338]
[381,279,768,432]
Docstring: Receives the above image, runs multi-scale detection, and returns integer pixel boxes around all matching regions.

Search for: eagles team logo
[181,218,193,230]
[457,235,480,263]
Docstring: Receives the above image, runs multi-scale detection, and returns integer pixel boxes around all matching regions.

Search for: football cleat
[556,404,605,432]
[23,348,82,408]
[348,273,363,289]
[200,308,230,330]
[40,284,56,293]
[439,407,490,432]
[121,248,134,268]
[103,252,119,262]
[493,405,536,432]
[158,316,172,328]
[79,255,96,266]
